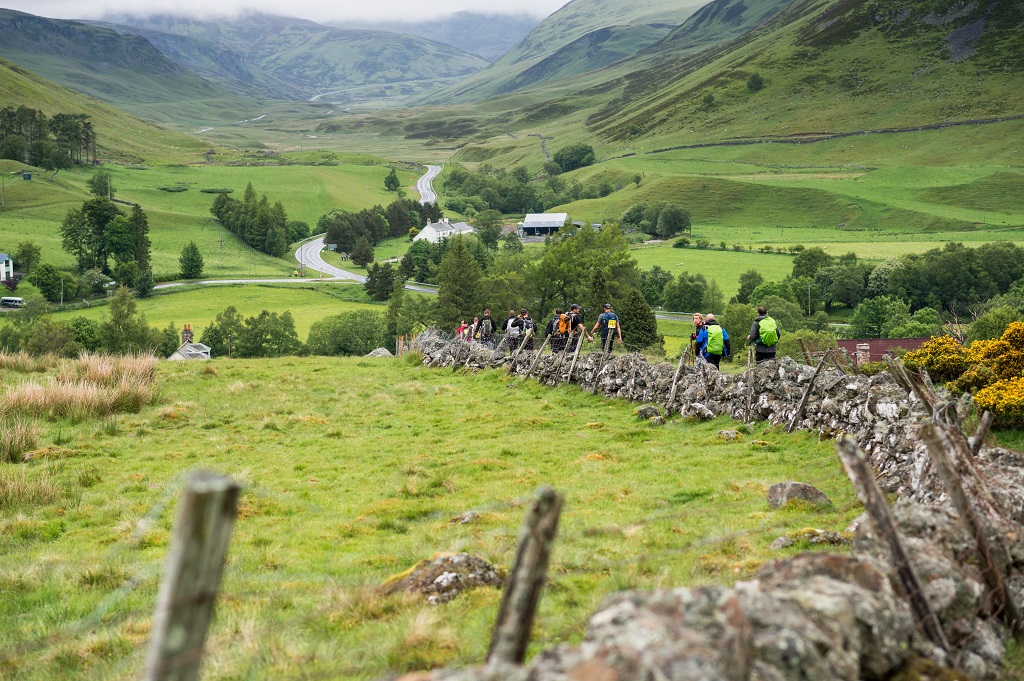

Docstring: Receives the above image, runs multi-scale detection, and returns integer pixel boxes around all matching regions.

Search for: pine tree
[129,204,151,271]
[617,288,663,353]
[179,241,204,279]
[351,237,374,267]
[435,235,482,328]
[384,168,400,191]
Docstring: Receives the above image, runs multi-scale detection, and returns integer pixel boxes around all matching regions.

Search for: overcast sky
[1,0,565,22]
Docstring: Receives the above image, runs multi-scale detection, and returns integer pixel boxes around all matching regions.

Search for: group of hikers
[689,305,782,367]
[456,303,625,354]
[453,303,781,368]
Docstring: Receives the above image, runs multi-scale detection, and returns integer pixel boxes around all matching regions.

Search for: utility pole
[807,284,812,317]
[60,277,64,306]
[107,173,111,200]
[227,333,232,359]
[1,173,5,210]
[219,237,224,268]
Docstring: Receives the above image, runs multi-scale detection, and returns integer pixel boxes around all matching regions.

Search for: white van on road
[1,296,25,308]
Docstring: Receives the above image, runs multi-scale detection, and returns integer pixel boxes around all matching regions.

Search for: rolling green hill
[104,13,490,109]
[0,10,259,127]
[0,57,209,164]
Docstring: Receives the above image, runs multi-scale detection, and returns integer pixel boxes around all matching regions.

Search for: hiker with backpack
[566,303,593,354]
[506,309,523,353]
[695,313,730,368]
[748,305,781,364]
[545,308,569,353]
[592,303,623,352]
[520,309,537,350]
[477,309,496,348]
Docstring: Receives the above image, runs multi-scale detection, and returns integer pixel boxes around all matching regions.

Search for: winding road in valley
[416,165,443,203]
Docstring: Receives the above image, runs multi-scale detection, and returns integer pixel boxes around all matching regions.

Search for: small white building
[413,218,475,244]
[0,252,12,282]
[518,213,568,237]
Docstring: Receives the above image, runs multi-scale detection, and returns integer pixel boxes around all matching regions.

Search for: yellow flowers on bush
[965,339,1011,364]
[903,335,968,383]
[974,378,1024,428]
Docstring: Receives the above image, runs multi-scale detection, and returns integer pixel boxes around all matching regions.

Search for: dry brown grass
[0,351,57,373]
[0,418,39,463]
[56,353,158,386]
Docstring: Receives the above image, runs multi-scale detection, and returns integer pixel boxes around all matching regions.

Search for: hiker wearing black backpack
[748,305,781,364]
[545,308,568,353]
[592,303,623,352]
[477,309,496,349]
[520,309,537,350]
[566,303,593,353]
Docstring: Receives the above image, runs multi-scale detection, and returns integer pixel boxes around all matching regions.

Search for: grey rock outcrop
[767,481,833,509]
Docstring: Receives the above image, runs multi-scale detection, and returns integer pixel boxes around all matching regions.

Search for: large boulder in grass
[365,347,394,358]
[379,553,503,604]
[767,481,833,509]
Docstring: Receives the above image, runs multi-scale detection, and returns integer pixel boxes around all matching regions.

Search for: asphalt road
[416,165,442,204]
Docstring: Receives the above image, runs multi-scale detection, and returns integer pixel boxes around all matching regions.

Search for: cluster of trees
[444,163,621,217]
[320,198,442,261]
[210,183,305,258]
[0,288,179,357]
[199,306,301,358]
[620,202,692,239]
[0,106,95,171]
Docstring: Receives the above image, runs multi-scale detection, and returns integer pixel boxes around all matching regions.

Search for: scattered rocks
[769,528,852,550]
[364,347,394,358]
[449,511,480,525]
[379,553,503,604]
[768,481,833,509]
[717,429,741,441]
[636,405,661,419]
[649,415,665,426]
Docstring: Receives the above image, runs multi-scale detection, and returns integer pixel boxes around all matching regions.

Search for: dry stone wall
[406,332,1024,680]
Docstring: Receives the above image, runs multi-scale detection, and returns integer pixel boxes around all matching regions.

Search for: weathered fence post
[796,337,812,366]
[787,351,830,433]
[487,486,564,665]
[920,422,1024,637]
[506,329,534,376]
[664,348,689,413]
[526,334,551,378]
[144,471,241,681]
[744,345,755,423]
[564,334,585,385]
[836,437,950,651]
[590,334,615,395]
[968,410,994,457]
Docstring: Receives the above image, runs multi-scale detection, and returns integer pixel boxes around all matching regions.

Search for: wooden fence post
[835,437,950,651]
[506,329,534,376]
[487,486,564,665]
[968,410,994,457]
[590,334,614,395]
[787,351,830,433]
[144,471,241,681]
[797,337,813,365]
[744,345,755,423]
[920,422,1024,637]
[564,334,585,385]
[664,348,688,413]
[526,335,551,378]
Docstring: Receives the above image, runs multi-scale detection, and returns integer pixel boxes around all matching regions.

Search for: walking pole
[526,334,551,378]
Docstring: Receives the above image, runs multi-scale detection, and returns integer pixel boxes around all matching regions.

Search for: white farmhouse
[518,213,568,237]
[0,252,12,282]
[413,218,476,244]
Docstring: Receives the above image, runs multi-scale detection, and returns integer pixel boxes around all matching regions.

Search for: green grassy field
[1,160,398,280]
[0,354,859,680]
[46,284,377,342]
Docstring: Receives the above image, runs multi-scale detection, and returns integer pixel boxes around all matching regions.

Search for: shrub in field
[902,335,968,383]
[974,378,1024,427]
[0,351,55,373]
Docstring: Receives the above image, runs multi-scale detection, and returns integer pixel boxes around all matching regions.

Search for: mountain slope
[423,0,709,104]
[584,0,1024,143]
[0,9,258,126]
[0,57,209,164]
[105,13,490,106]
[333,12,541,62]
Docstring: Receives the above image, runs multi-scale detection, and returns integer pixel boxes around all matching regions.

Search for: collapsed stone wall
[408,332,1024,680]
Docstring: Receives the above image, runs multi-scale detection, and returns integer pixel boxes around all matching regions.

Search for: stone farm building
[518,213,568,237]
[414,218,475,244]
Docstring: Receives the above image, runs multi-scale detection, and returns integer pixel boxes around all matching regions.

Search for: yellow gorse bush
[974,377,1024,428]
[903,334,968,383]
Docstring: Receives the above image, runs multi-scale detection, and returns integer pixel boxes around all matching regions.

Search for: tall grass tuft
[0,351,57,373]
[0,466,63,511]
[0,418,39,462]
[58,353,158,386]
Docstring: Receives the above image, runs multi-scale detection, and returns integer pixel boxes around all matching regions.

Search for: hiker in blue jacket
[695,313,730,368]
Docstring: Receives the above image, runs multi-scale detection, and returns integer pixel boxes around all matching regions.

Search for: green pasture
[0,356,858,680]
[631,245,795,300]
[1,162,398,280]
[45,283,377,342]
